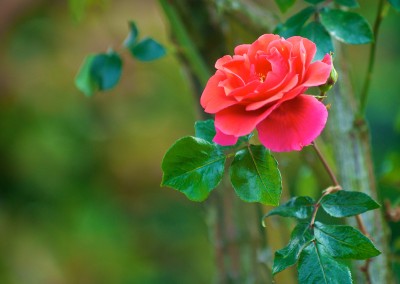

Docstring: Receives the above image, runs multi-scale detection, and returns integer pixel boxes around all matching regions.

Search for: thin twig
[310,185,341,227]
[311,140,372,281]
[311,141,339,186]
[358,0,388,117]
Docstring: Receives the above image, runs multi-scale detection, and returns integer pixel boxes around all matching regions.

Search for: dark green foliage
[298,242,352,284]
[129,37,166,61]
[274,6,315,38]
[90,51,123,90]
[124,21,166,61]
[194,119,216,143]
[275,0,296,13]
[321,190,380,217]
[76,20,166,96]
[334,0,360,8]
[301,21,334,60]
[161,136,226,201]
[265,196,315,219]
[304,0,325,4]
[194,119,252,149]
[273,223,314,274]
[75,50,122,97]
[389,0,400,11]
[314,222,381,259]
[266,192,381,282]
[304,0,325,5]
[230,145,282,205]
[163,121,281,204]
[320,8,373,44]
[124,21,139,48]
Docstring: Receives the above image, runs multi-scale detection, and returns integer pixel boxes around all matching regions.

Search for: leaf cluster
[265,190,381,283]
[75,21,166,96]
[274,0,373,60]
[161,120,282,205]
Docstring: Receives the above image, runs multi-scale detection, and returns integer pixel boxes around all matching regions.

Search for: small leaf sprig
[264,141,381,284]
[75,21,166,97]
[274,0,373,60]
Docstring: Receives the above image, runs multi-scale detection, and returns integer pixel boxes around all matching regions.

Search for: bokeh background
[0,0,399,283]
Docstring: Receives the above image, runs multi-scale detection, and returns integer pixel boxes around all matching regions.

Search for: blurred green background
[0,0,399,283]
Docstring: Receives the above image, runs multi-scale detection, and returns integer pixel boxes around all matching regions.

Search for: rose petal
[234,44,251,55]
[267,38,292,60]
[221,57,250,84]
[245,93,282,111]
[245,75,299,111]
[215,104,276,136]
[250,41,293,95]
[287,37,317,83]
[257,95,328,152]
[302,54,332,87]
[278,84,306,102]
[215,55,233,69]
[201,71,237,113]
[288,36,316,67]
[248,34,281,61]
[213,127,238,146]
[228,80,260,100]
[267,47,289,77]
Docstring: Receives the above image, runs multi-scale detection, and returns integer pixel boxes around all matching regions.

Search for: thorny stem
[311,140,372,283]
[309,185,341,227]
[311,141,339,186]
[358,0,388,117]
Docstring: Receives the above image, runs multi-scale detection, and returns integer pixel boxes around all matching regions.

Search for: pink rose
[200,34,332,152]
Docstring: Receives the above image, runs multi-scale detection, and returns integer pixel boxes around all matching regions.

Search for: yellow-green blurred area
[0,0,399,283]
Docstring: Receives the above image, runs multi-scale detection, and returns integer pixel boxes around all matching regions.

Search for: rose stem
[311,140,372,283]
[358,0,388,117]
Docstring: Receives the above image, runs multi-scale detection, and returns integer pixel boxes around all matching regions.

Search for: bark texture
[327,46,392,283]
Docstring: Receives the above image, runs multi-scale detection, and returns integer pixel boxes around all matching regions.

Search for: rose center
[258,73,266,83]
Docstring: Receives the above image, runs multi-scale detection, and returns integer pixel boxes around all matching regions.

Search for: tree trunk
[158,1,280,282]
[327,44,393,283]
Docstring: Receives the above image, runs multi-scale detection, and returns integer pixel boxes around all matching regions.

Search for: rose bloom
[200,34,332,152]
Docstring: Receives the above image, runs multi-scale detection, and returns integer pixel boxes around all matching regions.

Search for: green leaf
[90,50,123,91]
[301,21,334,61]
[129,37,166,61]
[320,8,373,44]
[274,6,315,38]
[275,0,296,13]
[195,120,216,143]
[75,54,97,96]
[75,50,122,97]
[123,21,139,49]
[230,145,282,205]
[334,0,359,8]
[321,190,380,217]
[314,222,381,259]
[304,0,325,4]
[265,196,315,220]
[161,136,226,201]
[273,223,314,275]
[298,242,352,284]
[194,119,252,148]
[388,0,400,11]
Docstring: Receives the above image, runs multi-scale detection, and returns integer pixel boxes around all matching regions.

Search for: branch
[311,140,372,283]
[158,0,211,86]
[358,0,389,117]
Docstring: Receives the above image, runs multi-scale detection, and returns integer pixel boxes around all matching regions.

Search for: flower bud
[319,62,338,94]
